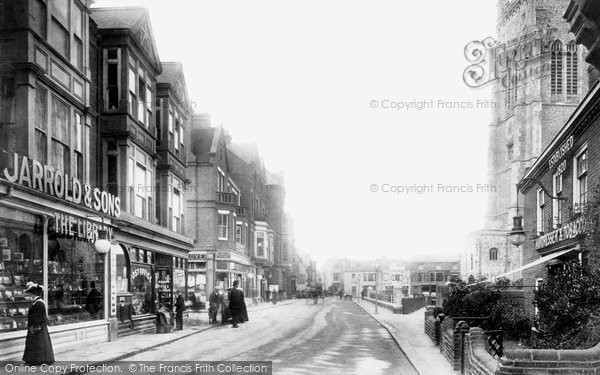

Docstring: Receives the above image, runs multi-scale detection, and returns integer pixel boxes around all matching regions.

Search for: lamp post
[509,179,566,247]
[509,179,567,279]
[373,262,380,314]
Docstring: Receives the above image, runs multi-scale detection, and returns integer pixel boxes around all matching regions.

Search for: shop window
[131,264,153,315]
[47,237,105,326]
[0,213,43,332]
[115,246,129,294]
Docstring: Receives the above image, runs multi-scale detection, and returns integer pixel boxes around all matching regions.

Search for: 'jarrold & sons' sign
[535,216,587,250]
[3,153,120,217]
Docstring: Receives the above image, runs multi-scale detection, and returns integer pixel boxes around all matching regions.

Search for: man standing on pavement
[208,287,223,324]
[175,290,185,331]
[228,280,244,328]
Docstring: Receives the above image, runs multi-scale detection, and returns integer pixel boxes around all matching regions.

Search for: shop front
[214,251,251,294]
[187,251,207,310]
[0,154,121,358]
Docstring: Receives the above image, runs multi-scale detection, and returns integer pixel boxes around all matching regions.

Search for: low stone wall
[464,328,498,375]
[498,343,600,374]
[401,296,426,314]
[363,297,402,313]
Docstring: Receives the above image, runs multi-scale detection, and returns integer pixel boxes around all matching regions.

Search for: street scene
[1,0,600,374]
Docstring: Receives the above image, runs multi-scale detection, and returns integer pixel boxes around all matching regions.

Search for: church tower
[462,0,591,282]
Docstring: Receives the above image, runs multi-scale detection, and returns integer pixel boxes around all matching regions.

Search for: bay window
[51,97,70,174]
[106,49,119,110]
[35,86,48,164]
[128,58,153,127]
[128,147,153,220]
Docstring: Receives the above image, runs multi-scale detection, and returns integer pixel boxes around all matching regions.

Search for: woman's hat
[25,281,43,293]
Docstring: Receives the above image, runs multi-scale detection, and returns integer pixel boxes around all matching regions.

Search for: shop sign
[535,216,587,250]
[53,212,114,242]
[131,267,152,282]
[157,274,171,292]
[3,153,120,217]
[548,136,574,169]
[188,252,207,261]
[215,251,231,259]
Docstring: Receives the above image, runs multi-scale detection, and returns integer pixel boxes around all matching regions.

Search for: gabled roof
[158,62,189,105]
[90,6,145,29]
[91,7,162,74]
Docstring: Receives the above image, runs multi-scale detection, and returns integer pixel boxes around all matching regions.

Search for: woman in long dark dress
[22,282,54,365]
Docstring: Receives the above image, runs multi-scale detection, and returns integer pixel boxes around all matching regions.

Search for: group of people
[208,280,248,328]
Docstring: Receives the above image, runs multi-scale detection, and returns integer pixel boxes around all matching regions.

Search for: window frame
[537,188,545,235]
[573,144,588,213]
[218,211,229,240]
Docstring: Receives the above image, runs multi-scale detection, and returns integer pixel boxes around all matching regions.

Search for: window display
[47,237,105,326]
[131,264,153,315]
[0,213,43,332]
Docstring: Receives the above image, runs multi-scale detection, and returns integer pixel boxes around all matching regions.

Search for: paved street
[127,298,417,375]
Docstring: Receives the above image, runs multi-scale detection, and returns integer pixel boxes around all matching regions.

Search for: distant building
[409,262,460,296]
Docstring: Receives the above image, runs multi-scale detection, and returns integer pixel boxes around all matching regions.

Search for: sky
[93,0,498,265]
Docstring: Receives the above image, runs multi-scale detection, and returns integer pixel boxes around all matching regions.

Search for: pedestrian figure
[361,288,367,300]
[228,280,244,328]
[208,287,223,324]
[22,282,54,365]
[339,290,343,300]
[237,284,249,323]
[175,290,185,331]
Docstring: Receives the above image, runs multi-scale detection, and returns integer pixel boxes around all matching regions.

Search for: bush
[443,278,531,341]
[533,260,600,349]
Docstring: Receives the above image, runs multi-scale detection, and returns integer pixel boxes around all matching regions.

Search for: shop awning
[492,247,577,281]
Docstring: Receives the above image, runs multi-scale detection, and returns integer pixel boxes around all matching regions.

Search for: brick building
[463,0,590,282]
[186,115,253,300]
[227,142,273,300]
[0,1,194,356]
[409,261,460,296]
[518,82,600,316]
[93,6,194,335]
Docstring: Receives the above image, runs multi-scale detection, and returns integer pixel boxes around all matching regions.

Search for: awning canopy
[493,247,577,281]
[466,247,579,286]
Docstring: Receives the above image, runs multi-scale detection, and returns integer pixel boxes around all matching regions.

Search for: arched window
[566,41,578,96]
[505,57,518,109]
[489,247,499,261]
[551,40,564,95]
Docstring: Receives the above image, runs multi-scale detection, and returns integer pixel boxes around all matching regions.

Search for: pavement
[5,299,298,365]
[353,298,456,375]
